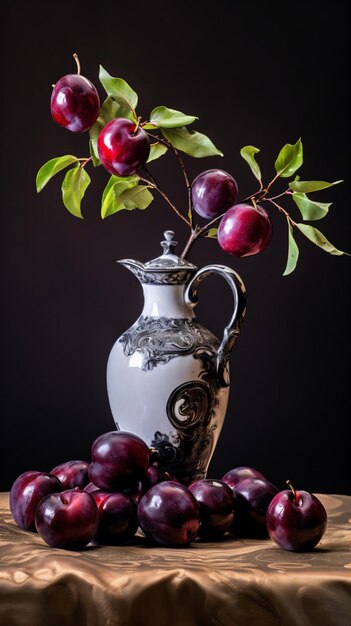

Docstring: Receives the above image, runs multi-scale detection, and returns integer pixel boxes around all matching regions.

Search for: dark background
[1,1,350,494]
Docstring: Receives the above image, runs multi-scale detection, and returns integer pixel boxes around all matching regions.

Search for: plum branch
[139,176,191,227]
[36,60,347,274]
[146,131,194,226]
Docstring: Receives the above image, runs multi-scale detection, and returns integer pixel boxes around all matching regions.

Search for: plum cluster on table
[10,431,327,552]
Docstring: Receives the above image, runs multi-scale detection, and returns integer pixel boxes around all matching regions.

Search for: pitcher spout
[117,259,146,282]
[117,231,197,286]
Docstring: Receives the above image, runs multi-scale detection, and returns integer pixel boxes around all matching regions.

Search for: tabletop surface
[0,492,350,626]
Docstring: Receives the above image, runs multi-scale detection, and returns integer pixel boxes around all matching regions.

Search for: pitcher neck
[141,284,195,319]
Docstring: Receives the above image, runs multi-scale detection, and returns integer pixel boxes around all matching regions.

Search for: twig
[79,156,92,169]
[180,225,202,259]
[139,176,191,226]
[147,131,194,226]
[265,198,297,225]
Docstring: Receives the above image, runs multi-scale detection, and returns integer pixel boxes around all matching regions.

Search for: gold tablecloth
[0,492,350,626]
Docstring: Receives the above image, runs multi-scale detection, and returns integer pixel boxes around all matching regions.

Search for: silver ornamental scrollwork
[119,316,219,371]
[150,351,222,485]
[124,265,194,285]
[151,377,219,485]
[119,315,225,484]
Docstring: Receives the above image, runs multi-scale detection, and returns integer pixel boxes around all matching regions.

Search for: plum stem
[133,116,142,134]
[73,53,81,75]
[286,479,298,505]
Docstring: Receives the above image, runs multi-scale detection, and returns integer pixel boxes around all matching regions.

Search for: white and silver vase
[106,230,246,484]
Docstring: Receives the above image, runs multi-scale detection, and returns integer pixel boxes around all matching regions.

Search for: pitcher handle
[185,264,246,388]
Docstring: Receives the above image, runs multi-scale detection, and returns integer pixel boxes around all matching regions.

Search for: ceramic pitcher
[106,231,246,484]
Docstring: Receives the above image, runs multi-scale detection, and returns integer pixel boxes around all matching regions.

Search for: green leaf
[101,175,140,218]
[206,228,218,239]
[36,155,79,192]
[142,122,158,130]
[289,179,343,193]
[99,66,138,118]
[283,221,299,275]
[149,106,198,128]
[296,223,348,256]
[292,192,331,220]
[274,138,303,178]
[147,142,168,163]
[89,122,102,166]
[101,178,120,219]
[61,167,91,219]
[118,185,154,210]
[240,146,261,181]
[89,138,100,167]
[162,126,223,158]
[100,95,120,121]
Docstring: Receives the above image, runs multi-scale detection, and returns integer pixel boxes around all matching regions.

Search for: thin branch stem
[142,166,158,188]
[266,172,280,193]
[139,176,191,226]
[79,156,92,169]
[268,189,293,201]
[198,212,225,235]
[244,181,264,201]
[265,198,297,226]
[180,225,201,259]
[180,211,229,257]
[147,131,194,226]
[146,132,169,148]
[170,145,194,227]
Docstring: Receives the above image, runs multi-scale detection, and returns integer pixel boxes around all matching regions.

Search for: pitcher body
[107,231,246,484]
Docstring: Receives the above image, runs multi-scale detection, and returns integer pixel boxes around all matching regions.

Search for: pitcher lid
[118,231,197,285]
[146,231,197,272]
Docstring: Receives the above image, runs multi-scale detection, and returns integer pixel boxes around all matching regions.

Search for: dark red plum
[188,479,235,539]
[266,484,327,551]
[191,169,238,219]
[51,460,90,489]
[123,480,144,503]
[84,481,100,493]
[222,466,266,489]
[88,431,150,491]
[35,489,99,549]
[232,478,279,538]
[125,465,173,505]
[142,464,175,493]
[138,481,200,546]
[51,74,100,132]
[218,203,272,257]
[98,118,150,177]
[10,471,62,531]
[90,490,138,544]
